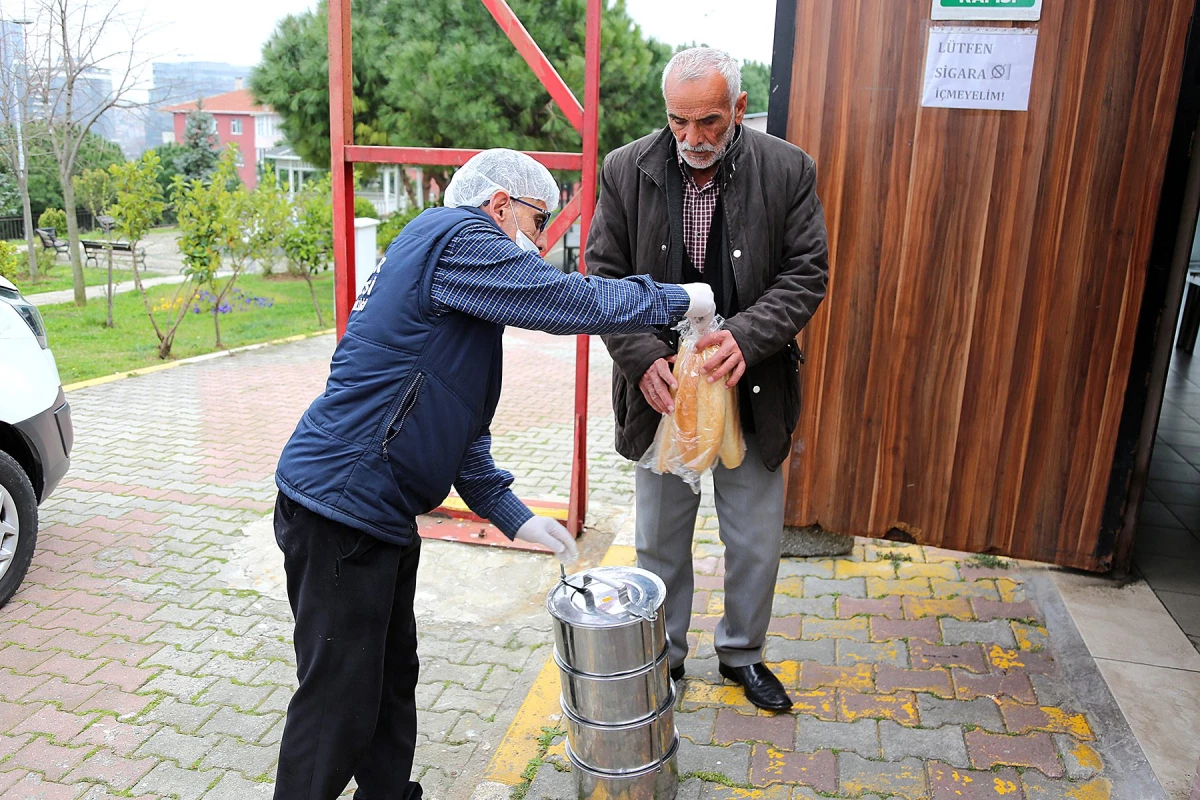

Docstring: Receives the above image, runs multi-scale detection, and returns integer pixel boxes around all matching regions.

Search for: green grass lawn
[42,272,335,383]
[14,265,139,296]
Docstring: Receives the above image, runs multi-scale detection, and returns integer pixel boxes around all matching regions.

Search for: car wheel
[0,450,38,609]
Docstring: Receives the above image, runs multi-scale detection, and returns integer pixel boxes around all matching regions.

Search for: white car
[0,275,72,608]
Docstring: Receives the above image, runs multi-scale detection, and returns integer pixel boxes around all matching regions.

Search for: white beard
[678,121,736,170]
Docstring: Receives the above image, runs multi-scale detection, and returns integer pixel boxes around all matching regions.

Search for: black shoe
[670,663,685,682]
[718,662,793,711]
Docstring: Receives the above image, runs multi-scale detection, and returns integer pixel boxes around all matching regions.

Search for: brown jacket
[587,125,829,470]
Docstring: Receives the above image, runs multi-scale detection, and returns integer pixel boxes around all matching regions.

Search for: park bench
[35,227,69,258]
[80,239,145,269]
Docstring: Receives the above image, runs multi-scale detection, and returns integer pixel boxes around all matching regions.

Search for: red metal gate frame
[327,0,601,537]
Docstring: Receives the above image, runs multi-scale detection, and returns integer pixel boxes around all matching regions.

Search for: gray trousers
[635,434,785,669]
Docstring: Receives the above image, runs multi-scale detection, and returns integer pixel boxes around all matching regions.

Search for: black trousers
[272,492,424,800]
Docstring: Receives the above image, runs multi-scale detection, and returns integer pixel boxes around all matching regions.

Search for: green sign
[932,0,1042,20]
[941,0,1035,6]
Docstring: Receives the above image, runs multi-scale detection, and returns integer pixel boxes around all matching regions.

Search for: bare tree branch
[0,5,53,280]
[22,0,165,304]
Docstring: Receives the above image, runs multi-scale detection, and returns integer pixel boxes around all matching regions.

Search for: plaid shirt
[420,220,690,537]
[678,149,721,272]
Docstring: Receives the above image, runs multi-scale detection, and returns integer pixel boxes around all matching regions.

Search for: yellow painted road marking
[485,657,562,786]
[482,543,638,784]
[601,544,637,567]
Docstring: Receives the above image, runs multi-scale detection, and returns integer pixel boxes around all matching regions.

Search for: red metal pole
[328,0,357,338]
[568,0,602,537]
[346,145,583,172]
[479,0,585,134]
[325,0,600,545]
[541,192,581,257]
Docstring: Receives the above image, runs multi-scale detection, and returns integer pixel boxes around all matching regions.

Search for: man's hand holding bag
[638,313,746,492]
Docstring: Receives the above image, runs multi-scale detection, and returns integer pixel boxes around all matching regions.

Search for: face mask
[515,228,541,254]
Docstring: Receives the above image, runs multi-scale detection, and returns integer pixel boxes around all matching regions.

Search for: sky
[132,0,316,68]
[623,0,778,65]
[0,0,778,107]
[101,0,778,88]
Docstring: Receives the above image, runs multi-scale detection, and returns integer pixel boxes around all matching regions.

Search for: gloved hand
[516,516,579,565]
[681,283,716,321]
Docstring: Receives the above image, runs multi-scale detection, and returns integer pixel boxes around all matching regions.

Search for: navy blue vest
[275,206,504,545]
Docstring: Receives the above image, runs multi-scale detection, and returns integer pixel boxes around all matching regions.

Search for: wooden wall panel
[783,0,1194,570]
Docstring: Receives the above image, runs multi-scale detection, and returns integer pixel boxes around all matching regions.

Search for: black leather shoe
[670,664,685,682]
[719,662,793,711]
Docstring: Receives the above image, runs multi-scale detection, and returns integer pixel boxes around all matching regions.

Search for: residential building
[262,145,321,197]
[145,61,252,152]
[161,88,283,189]
[263,145,426,215]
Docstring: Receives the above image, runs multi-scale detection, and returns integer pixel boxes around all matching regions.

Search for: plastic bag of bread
[638,314,746,492]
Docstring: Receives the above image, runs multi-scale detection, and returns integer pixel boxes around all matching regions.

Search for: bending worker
[269,149,715,800]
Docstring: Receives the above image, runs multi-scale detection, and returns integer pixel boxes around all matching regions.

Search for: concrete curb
[62,328,336,393]
[1026,572,1167,799]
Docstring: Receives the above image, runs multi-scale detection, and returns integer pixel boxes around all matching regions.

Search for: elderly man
[588,48,829,711]
[271,149,714,800]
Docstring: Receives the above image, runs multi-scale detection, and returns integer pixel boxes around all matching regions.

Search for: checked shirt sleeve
[432,223,690,334]
[453,429,532,540]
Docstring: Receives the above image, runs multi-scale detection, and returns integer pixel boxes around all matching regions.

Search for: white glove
[516,516,579,565]
[681,283,716,320]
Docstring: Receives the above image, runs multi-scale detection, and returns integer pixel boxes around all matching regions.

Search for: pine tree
[178,106,220,182]
[251,0,674,182]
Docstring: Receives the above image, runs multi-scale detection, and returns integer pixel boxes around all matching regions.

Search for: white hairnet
[443,148,560,211]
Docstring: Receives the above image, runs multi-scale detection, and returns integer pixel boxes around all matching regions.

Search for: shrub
[354,196,379,220]
[0,240,18,282]
[110,151,167,331]
[248,171,291,279]
[37,207,68,238]
[282,174,334,326]
[36,248,57,275]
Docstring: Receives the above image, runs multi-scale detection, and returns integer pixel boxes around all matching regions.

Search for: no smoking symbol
[992,64,1011,79]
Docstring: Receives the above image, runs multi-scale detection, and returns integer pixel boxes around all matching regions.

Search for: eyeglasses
[512,197,552,234]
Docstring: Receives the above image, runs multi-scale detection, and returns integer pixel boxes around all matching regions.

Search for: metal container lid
[547,566,666,628]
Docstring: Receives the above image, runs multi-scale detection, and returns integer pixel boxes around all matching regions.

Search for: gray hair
[661,47,742,109]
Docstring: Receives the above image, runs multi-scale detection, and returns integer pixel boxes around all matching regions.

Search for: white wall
[743,113,768,133]
[255,113,284,151]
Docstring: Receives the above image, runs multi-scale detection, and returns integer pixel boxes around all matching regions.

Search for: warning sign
[922,27,1039,111]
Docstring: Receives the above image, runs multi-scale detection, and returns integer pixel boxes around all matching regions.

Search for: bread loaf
[719,385,745,469]
[655,412,678,474]
[670,340,726,472]
[642,321,746,485]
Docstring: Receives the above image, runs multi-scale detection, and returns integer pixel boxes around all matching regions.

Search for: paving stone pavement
[525,540,1135,800]
[0,324,1151,800]
[0,330,634,799]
